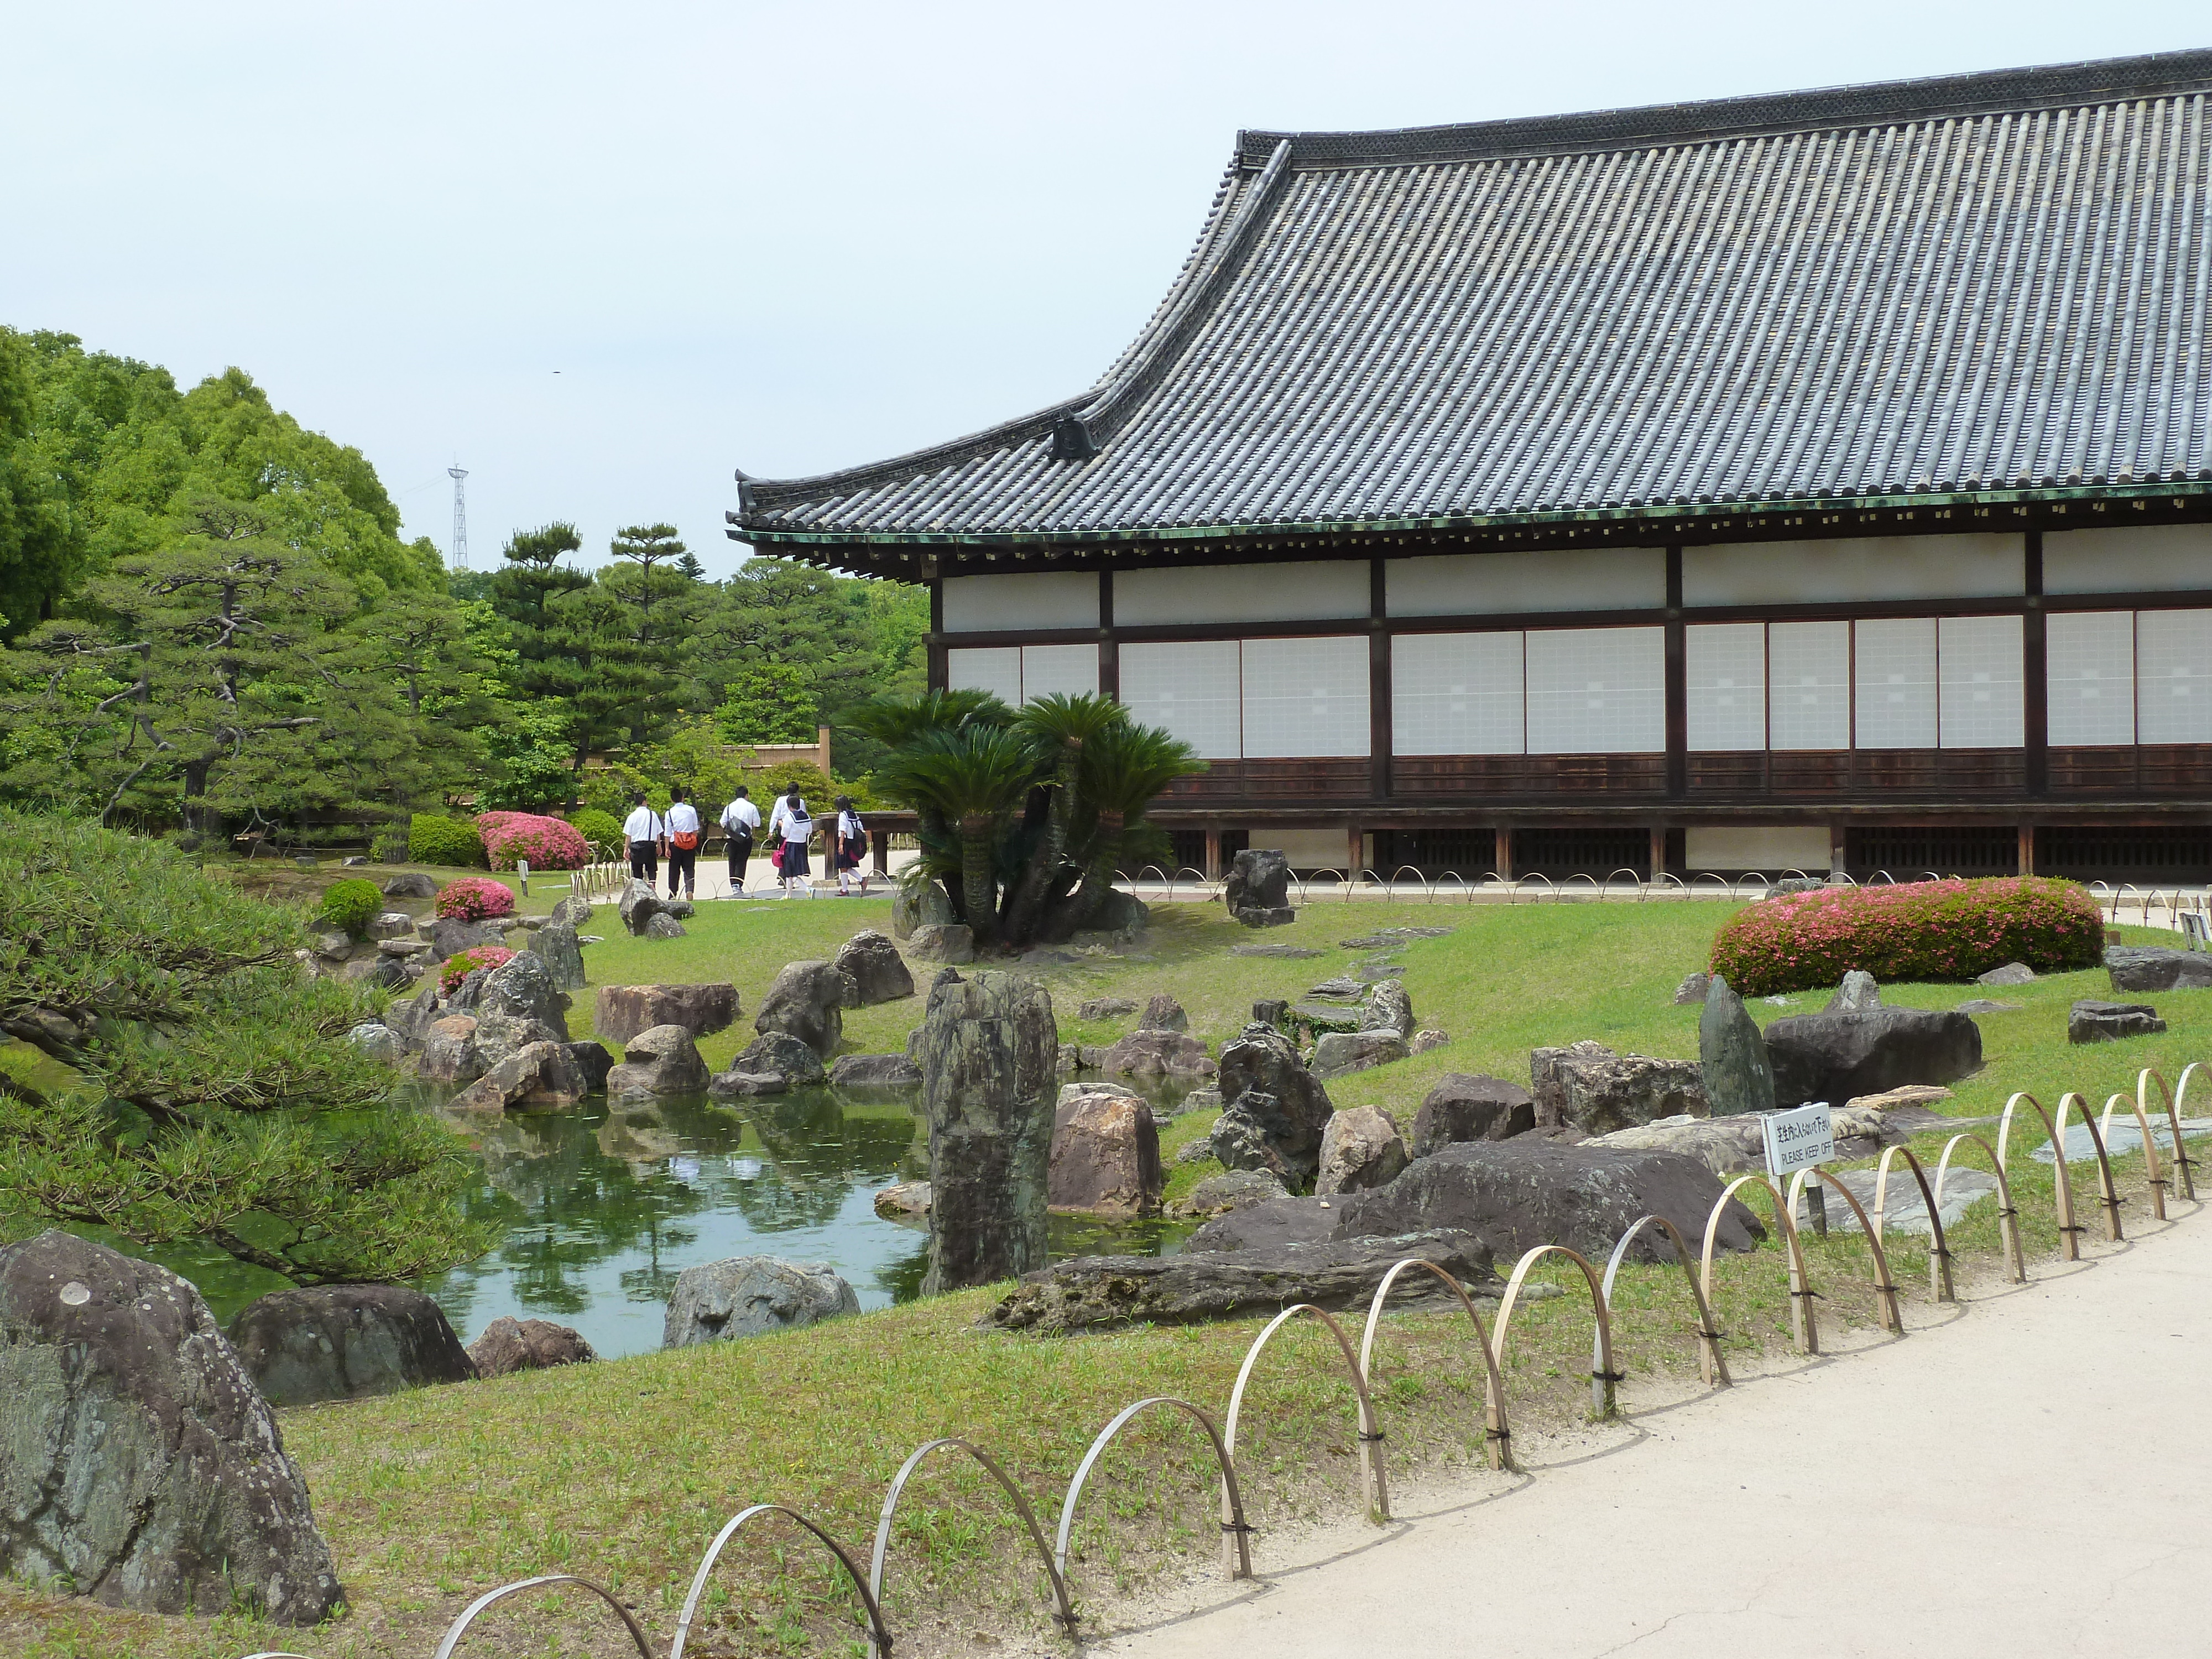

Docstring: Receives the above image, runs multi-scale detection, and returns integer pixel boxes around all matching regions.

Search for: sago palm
[1051,722,1204,937]
[847,689,1012,873]
[887,724,1043,947]
[1001,692,1128,941]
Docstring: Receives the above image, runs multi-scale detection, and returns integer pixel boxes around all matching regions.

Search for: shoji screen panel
[2046,611,2136,746]
[945,646,1022,706]
[1241,635,1370,758]
[1853,618,1938,748]
[1391,632,1525,755]
[1767,621,1851,750]
[941,571,1099,632]
[1119,641,1242,759]
[1524,627,1665,754]
[1018,644,1098,703]
[1937,614,2024,748]
[2137,609,2212,744]
[1686,623,1766,751]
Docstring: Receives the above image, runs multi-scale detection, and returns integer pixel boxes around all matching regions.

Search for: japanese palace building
[731,50,2212,883]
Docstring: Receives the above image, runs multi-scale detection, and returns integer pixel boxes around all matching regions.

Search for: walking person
[832,795,869,895]
[665,785,701,901]
[768,782,814,898]
[719,784,760,897]
[622,791,665,885]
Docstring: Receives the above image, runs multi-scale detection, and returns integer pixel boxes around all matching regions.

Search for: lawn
[6,881,2204,1659]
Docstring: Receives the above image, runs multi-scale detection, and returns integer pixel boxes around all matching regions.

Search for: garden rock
[617,878,668,935]
[418,1015,484,1086]
[1531,1042,1708,1134]
[1673,973,1712,1005]
[1049,1089,1164,1217]
[466,1317,596,1378]
[834,931,915,1005]
[907,922,974,964]
[1309,975,1364,998]
[987,1230,1498,1333]
[1186,1192,1331,1253]
[890,879,957,940]
[1763,1008,1983,1106]
[1332,1140,1766,1262]
[534,920,587,991]
[2104,945,2212,992]
[426,916,507,961]
[1410,1028,1449,1054]
[1312,1027,1410,1079]
[1180,1167,1290,1217]
[1956,999,2020,1015]
[383,872,439,899]
[754,960,847,1057]
[1288,999,1369,1035]
[1100,1027,1217,1078]
[874,1180,932,1222]
[1088,888,1152,935]
[1699,977,1777,1118]
[597,983,739,1045]
[1363,980,1416,1040]
[2069,1000,2166,1044]
[710,1070,787,1095]
[831,1052,924,1090]
[229,1284,476,1406]
[1253,998,1290,1026]
[1215,1022,1336,1182]
[367,911,416,940]
[1231,943,1322,959]
[1978,961,2037,987]
[0,1232,345,1625]
[662,1258,859,1348]
[643,912,687,940]
[550,894,593,927]
[606,1024,711,1096]
[1315,1105,1408,1196]
[1825,970,1882,1012]
[916,969,1058,1295]
[568,1040,614,1091]
[1412,1074,1536,1156]
[347,1021,406,1066]
[1080,997,1139,1018]
[1176,1086,1223,1116]
[723,1031,825,1092]
[1224,847,1295,927]
[478,950,572,1037]
[1138,993,1188,1032]
[448,1040,589,1113]
[1176,1136,1219,1167]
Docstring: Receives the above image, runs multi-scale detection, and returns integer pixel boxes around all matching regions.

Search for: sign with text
[1762,1102,1835,1181]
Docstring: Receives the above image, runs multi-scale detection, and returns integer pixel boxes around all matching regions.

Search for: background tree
[716,658,820,744]
[572,521,699,749]
[0,813,488,1282]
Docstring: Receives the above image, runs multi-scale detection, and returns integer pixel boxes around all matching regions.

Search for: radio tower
[447,464,470,568]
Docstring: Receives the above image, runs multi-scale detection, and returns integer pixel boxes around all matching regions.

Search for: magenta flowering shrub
[1708,877,2104,996]
[475,811,589,872]
[440,944,516,995]
[435,876,517,922]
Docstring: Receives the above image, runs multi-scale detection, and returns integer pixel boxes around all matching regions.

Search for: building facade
[732,51,2212,883]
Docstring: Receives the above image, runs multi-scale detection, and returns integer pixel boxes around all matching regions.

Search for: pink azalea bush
[475,810,589,872]
[435,876,517,922]
[440,944,515,995]
[1709,877,2104,996]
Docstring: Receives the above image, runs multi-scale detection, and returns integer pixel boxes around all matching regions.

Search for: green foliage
[1708,877,2106,995]
[580,716,758,817]
[567,807,622,855]
[478,698,580,812]
[407,812,489,868]
[716,659,820,744]
[319,877,383,937]
[0,811,488,1285]
[370,821,411,862]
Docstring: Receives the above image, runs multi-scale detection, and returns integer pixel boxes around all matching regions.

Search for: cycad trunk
[1001,749,1081,945]
[958,812,999,945]
[1047,808,1124,938]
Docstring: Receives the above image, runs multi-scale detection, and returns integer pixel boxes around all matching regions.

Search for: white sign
[1762,1102,1835,1181]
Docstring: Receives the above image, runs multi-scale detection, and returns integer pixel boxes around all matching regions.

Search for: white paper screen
[941,571,1099,632]
[1385,547,1666,615]
[1767,621,1852,750]
[1018,644,1098,703]
[945,646,1022,706]
[1524,627,1665,754]
[1686,623,1767,751]
[1853,618,1938,748]
[2046,611,2136,746]
[2136,609,2212,744]
[1937,614,2024,748]
[1114,561,1369,625]
[1391,632,1525,755]
[1241,635,1370,758]
[1118,640,1242,759]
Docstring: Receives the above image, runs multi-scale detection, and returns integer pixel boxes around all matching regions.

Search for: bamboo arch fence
[237,1067,2205,1659]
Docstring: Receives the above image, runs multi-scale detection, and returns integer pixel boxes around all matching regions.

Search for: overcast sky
[8,4,2208,578]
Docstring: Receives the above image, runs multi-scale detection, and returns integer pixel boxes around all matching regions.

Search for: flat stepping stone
[2032,1117,2212,1165]
[1288,1001,1369,1032]
[1355,962,1405,981]
[1307,977,1365,998]
[1229,943,1323,959]
[1955,999,2021,1014]
[1808,1168,2000,1236]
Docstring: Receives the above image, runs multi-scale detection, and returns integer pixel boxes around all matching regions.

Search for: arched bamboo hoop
[1873,1146,1957,1303]
[867,1437,1076,1656]
[2100,1091,2170,1222]
[1057,1397,1252,1587]
[671,1505,889,1659]
[1493,1245,1619,1419]
[433,1574,656,1659]
[1700,1175,1817,1355]
[1357,1257,1514,1473]
[1935,1133,2028,1284]
[1597,1214,1732,1388]
[2157,1065,2204,1200]
[1783,1168,1904,1333]
[2056,1091,2125,1243]
[1219,1304,1387,1557]
[1999,1093,2079,1259]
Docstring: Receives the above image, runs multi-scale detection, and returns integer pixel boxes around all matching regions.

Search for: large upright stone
[890,879,957,941]
[228,1285,477,1406]
[1763,1008,1983,1107]
[1215,1021,1335,1182]
[1138,993,1188,1032]
[0,1232,343,1625]
[1825,970,1882,1013]
[1224,847,1295,927]
[534,919,587,991]
[549,893,593,927]
[471,950,572,1070]
[617,878,666,936]
[834,930,915,1005]
[1698,976,1777,1118]
[1362,979,1416,1040]
[1048,1088,1164,1217]
[755,960,847,1057]
[1314,1105,1409,1196]
[916,970,1058,1295]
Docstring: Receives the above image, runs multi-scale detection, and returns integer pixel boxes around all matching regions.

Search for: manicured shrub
[320,877,384,938]
[476,811,589,872]
[567,809,622,857]
[1708,877,2105,995]
[370,821,411,863]
[435,876,517,922]
[408,813,489,869]
[440,945,515,995]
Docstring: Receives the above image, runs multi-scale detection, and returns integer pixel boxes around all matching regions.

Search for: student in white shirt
[621,791,665,884]
[767,785,813,897]
[664,785,702,900]
[719,785,761,895]
[831,794,868,896]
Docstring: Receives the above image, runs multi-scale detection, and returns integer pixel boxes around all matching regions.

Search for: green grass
[7,894,2205,1658]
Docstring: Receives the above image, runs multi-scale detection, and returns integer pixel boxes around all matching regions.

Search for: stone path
[1100,1209,2212,1659]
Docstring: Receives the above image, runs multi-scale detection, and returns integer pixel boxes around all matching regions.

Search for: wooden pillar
[1648,826,1667,882]
[2018,823,2036,877]
[1347,821,1366,881]
[1098,567,1119,700]
[1204,827,1223,880]
[871,828,891,877]
[1369,557,1391,802]
[926,571,947,691]
[1499,826,1516,881]
[2023,530,2047,798]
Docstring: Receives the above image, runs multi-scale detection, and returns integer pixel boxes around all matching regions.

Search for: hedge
[476,811,589,871]
[435,877,517,922]
[408,813,489,869]
[567,809,622,857]
[1708,877,2105,996]
[319,878,384,938]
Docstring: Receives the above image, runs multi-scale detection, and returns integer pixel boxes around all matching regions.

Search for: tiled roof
[737,50,2212,547]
